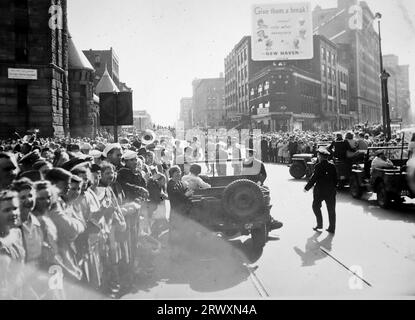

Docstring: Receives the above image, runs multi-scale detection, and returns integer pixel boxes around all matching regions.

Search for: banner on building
[252,2,313,61]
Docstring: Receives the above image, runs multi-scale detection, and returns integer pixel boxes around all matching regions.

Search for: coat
[305,160,337,197]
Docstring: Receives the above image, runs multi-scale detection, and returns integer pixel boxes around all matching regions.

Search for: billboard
[252,2,313,61]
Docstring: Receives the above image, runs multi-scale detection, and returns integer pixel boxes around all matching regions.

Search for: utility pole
[376,13,392,141]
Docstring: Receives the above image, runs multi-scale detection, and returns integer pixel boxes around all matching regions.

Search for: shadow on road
[294,232,335,267]
[126,227,278,296]
[336,190,415,225]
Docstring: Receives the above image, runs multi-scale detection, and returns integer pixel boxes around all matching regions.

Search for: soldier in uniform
[304,147,337,234]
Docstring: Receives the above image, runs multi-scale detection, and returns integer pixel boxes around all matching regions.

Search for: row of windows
[321,47,337,66]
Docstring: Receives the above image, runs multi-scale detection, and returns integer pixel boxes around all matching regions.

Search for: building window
[251,88,255,96]
[264,81,270,90]
[258,84,263,94]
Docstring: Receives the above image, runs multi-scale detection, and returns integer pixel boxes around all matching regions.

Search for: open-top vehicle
[289,143,330,180]
[185,160,278,249]
[349,146,412,208]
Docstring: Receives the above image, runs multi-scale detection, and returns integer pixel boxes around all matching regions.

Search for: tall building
[192,76,225,129]
[83,48,120,88]
[0,0,70,137]
[179,97,193,130]
[313,0,382,125]
[133,110,152,132]
[249,35,351,132]
[383,54,411,124]
[224,36,271,129]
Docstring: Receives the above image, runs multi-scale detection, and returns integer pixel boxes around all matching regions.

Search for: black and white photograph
[0,0,415,303]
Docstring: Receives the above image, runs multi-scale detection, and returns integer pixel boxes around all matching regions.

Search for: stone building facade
[0,0,70,138]
[68,35,99,138]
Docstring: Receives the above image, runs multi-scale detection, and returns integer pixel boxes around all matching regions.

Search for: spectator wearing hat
[304,147,337,234]
[0,153,19,190]
[117,150,149,202]
[90,149,103,166]
[371,150,394,174]
[18,150,41,173]
[45,168,86,281]
[103,144,123,171]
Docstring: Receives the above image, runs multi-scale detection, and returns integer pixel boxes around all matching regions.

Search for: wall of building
[313,1,382,125]
[0,0,69,138]
[83,48,120,88]
[192,78,225,129]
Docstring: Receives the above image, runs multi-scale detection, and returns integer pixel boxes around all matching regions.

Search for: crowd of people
[0,129,271,300]
[0,124,412,300]
[258,128,409,164]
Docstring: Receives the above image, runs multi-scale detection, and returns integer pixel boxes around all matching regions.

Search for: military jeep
[289,143,330,180]
[290,154,315,179]
[188,166,274,249]
[349,147,413,208]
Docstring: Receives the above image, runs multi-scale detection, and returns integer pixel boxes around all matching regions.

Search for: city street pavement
[123,163,415,299]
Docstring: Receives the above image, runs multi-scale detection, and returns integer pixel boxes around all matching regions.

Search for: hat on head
[19,150,41,166]
[317,146,330,156]
[19,170,42,183]
[80,143,92,151]
[45,168,73,183]
[90,150,102,159]
[61,157,92,172]
[32,160,50,171]
[103,143,122,158]
[122,150,138,161]
[375,149,385,156]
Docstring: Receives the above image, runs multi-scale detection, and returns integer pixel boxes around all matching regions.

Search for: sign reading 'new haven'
[8,68,38,80]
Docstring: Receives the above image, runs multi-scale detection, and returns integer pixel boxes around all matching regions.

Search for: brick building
[83,48,120,88]
[224,36,271,129]
[0,0,70,138]
[313,0,382,125]
[383,54,411,124]
[192,76,225,129]
[248,35,352,132]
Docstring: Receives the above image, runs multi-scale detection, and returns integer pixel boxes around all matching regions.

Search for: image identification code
[157,304,258,317]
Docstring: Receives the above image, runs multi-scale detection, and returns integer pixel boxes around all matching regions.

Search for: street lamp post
[376,13,392,141]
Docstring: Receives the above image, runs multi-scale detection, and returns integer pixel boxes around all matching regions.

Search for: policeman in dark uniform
[304,147,337,234]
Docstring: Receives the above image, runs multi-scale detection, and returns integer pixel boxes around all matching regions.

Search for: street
[123,163,415,299]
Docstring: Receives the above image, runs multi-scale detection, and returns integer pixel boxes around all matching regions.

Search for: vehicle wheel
[251,224,268,249]
[290,163,306,179]
[377,182,391,209]
[222,179,265,219]
[350,175,363,199]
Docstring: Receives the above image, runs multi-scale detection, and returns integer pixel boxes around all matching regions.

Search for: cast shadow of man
[293,232,335,267]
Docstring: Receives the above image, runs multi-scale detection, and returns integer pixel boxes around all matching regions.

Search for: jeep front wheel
[290,162,306,179]
[222,179,265,219]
